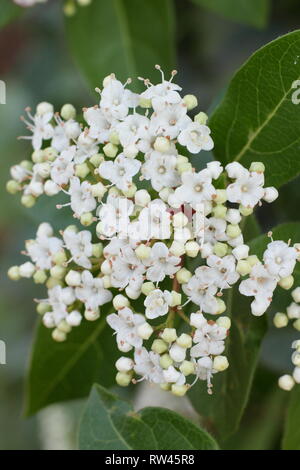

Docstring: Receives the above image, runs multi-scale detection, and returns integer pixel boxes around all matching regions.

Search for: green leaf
[78,384,219,450]
[0,0,21,29]
[191,0,269,28]
[25,316,119,416]
[65,0,176,91]
[209,30,300,188]
[188,216,266,439]
[282,387,300,450]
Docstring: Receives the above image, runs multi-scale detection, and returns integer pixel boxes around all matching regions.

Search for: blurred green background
[1,0,300,449]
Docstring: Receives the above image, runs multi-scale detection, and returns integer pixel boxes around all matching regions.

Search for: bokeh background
[1,0,300,449]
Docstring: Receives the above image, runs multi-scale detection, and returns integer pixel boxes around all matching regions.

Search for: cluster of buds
[13,0,92,15]
[274,285,300,391]
[7,68,300,395]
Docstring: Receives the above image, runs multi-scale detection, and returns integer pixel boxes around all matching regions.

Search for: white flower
[75,271,112,312]
[178,122,214,154]
[10,164,29,183]
[141,151,180,191]
[263,241,297,279]
[226,170,265,208]
[117,114,149,147]
[107,307,146,348]
[195,357,216,390]
[46,285,75,325]
[144,289,172,319]
[63,228,93,268]
[182,266,219,314]
[138,200,171,240]
[206,254,239,289]
[26,226,63,270]
[100,78,138,120]
[110,245,145,289]
[99,154,141,191]
[146,242,181,283]
[140,79,182,111]
[75,132,99,164]
[202,217,228,244]
[239,263,277,298]
[84,107,116,143]
[174,170,216,207]
[191,315,227,357]
[163,365,186,385]
[69,177,96,217]
[150,103,190,139]
[50,146,75,186]
[21,108,53,150]
[134,347,164,383]
[98,195,134,238]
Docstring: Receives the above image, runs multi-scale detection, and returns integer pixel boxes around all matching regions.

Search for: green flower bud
[36,302,50,315]
[80,212,94,226]
[103,142,118,158]
[7,266,20,281]
[160,328,177,343]
[6,180,21,194]
[141,281,155,296]
[116,371,132,387]
[179,360,195,376]
[212,204,227,219]
[75,162,90,179]
[194,112,208,125]
[176,333,192,349]
[92,243,103,258]
[239,205,253,217]
[52,328,67,342]
[151,339,168,354]
[273,312,288,328]
[50,265,66,280]
[278,275,294,290]
[52,249,67,265]
[159,353,173,369]
[33,269,47,284]
[213,242,228,257]
[89,153,104,167]
[21,194,36,208]
[183,94,198,110]
[236,260,251,276]
[171,384,188,397]
[60,103,76,120]
[176,268,192,284]
[250,162,265,173]
[226,224,241,238]
[139,97,152,108]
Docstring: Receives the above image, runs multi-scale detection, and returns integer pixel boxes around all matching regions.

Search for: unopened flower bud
[100,259,112,275]
[183,94,198,110]
[89,153,104,167]
[21,194,36,208]
[212,204,227,219]
[185,241,200,258]
[292,287,300,303]
[36,302,50,315]
[137,322,153,340]
[58,320,72,334]
[154,136,171,153]
[113,294,130,310]
[141,282,155,296]
[216,298,226,315]
[172,212,188,228]
[102,275,111,289]
[171,384,188,397]
[50,265,66,280]
[46,277,62,289]
[134,189,151,207]
[263,187,278,203]
[152,339,168,354]
[135,244,151,260]
[278,275,294,290]
[66,310,82,327]
[213,355,229,372]
[194,112,208,125]
[139,97,152,108]
[80,212,94,226]
[33,270,47,284]
[176,333,192,349]
[236,260,251,276]
[239,205,253,216]
[179,360,195,376]
[160,354,173,369]
[31,149,44,163]
[273,312,288,328]
[161,328,177,343]
[36,101,53,116]
[6,180,21,194]
[60,103,76,120]
[216,316,231,330]
[103,143,118,158]
[232,244,249,260]
[116,372,132,387]
[52,328,66,343]
[293,367,300,383]
[214,189,227,204]
[19,262,35,278]
[91,182,107,199]
[226,224,241,238]
[170,240,185,257]
[92,243,103,258]
[125,286,141,299]
[278,374,295,391]
[246,255,259,267]
[116,357,134,373]
[176,268,192,284]
[84,309,100,321]
[250,162,265,173]
[169,343,186,362]
[177,162,193,174]
[213,242,228,257]
[287,302,300,319]
[7,266,20,281]
[169,291,182,307]
[293,319,300,331]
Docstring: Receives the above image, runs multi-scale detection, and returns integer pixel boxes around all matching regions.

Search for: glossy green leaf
[25,316,118,416]
[78,384,219,450]
[65,0,176,91]
[0,0,21,29]
[282,387,300,450]
[209,30,300,188]
[192,0,269,28]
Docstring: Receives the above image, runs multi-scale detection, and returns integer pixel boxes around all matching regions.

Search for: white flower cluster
[13,0,92,16]
[7,68,300,396]
[274,284,300,391]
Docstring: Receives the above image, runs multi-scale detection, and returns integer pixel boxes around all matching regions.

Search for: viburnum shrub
[7,67,300,397]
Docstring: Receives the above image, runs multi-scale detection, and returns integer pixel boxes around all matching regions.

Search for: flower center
[158,165,166,174]
[275,256,282,264]
[194,184,203,192]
